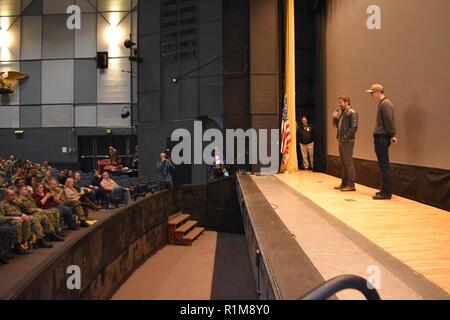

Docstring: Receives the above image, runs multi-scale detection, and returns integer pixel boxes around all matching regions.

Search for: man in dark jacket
[333,96,359,192]
[367,84,398,200]
[297,117,315,170]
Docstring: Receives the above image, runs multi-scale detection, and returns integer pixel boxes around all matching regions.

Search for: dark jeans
[339,140,356,187]
[58,204,77,228]
[0,226,15,257]
[159,181,173,191]
[81,191,96,203]
[374,136,392,196]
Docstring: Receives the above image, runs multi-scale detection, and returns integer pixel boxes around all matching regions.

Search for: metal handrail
[300,275,381,300]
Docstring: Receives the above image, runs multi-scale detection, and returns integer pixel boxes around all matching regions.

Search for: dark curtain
[313,0,328,172]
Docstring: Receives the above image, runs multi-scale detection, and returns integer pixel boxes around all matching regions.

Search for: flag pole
[281,0,298,173]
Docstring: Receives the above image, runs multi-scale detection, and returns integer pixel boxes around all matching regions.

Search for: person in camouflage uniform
[0,189,53,250]
[17,186,65,242]
[41,170,54,190]
[0,194,30,255]
[0,224,15,264]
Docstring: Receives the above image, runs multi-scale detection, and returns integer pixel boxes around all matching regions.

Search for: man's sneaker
[341,186,356,192]
[79,220,90,228]
[373,194,392,200]
[334,185,346,190]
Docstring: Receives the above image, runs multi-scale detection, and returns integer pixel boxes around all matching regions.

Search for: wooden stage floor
[273,171,450,295]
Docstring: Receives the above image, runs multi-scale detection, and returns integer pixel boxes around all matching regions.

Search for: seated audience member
[57,170,67,186]
[63,179,89,228]
[210,148,228,179]
[0,224,15,264]
[73,173,101,211]
[91,170,102,188]
[90,170,105,203]
[0,204,29,255]
[36,181,78,230]
[11,168,25,186]
[100,172,131,208]
[1,188,52,250]
[41,161,52,174]
[66,170,75,181]
[41,170,53,189]
[17,186,64,242]
[14,178,33,194]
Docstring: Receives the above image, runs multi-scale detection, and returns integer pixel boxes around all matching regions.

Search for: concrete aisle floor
[112,232,257,300]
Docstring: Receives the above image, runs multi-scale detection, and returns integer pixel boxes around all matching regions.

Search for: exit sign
[106,129,113,134]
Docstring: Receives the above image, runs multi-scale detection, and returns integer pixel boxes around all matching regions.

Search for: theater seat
[130,177,147,198]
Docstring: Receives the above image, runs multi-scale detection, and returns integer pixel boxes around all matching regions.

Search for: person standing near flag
[297,116,315,170]
[333,96,359,192]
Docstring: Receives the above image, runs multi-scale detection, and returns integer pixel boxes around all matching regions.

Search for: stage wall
[325,0,450,171]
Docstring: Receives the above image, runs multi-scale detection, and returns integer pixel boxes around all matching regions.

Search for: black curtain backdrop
[327,156,450,211]
[313,0,327,172]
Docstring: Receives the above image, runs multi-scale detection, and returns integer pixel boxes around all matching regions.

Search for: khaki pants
[300,143,314,170]
[339,140,356,187]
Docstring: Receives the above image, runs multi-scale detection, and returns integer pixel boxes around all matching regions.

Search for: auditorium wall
[0,0,137,165]
[325,0,450,171]
[138,0,251,182]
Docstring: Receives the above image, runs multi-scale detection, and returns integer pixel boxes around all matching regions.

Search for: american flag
[280,96,291,166]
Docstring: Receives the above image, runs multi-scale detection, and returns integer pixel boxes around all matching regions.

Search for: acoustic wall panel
[42,14,75,59]
[21,16,42,60]
[74,59,97,104]
[20,105,42,128]
[97,58,130,103]
[97,104,131,127]
[43,0,75,14]
[75,105,97,127]
[75,13,97,58]
[75,0,98,13]
[42,60,74,104]
[22,0,43,16]
[20,60,42,105]
[0,17,21,62]
[42,105,74,127]
[0,106,20,128]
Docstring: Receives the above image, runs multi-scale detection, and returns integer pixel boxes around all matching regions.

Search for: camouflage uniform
[41,177,52,188]
[0,203,31,244]
[0,200,45,241]
[18,196,60,234]
[0,176,5,188]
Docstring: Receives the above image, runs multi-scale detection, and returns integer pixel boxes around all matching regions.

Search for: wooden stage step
[175,220,198,241]
[168,213,191,243]
[182,227,205,246]
[169,213,190,227]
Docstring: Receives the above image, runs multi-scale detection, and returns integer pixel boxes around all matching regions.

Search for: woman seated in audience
[63,179,89,228]
[66,170,75,181]
[33,182,78,230]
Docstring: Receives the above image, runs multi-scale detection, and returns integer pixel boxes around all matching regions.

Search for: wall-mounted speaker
[97,52,109,69]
